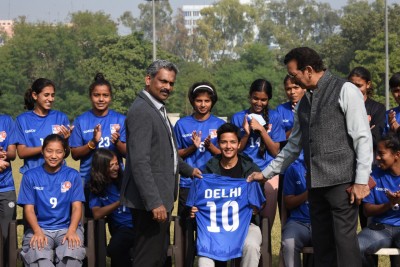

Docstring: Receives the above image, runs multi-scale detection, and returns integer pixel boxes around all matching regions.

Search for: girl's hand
[249,118,264,132]
[192,130,202,148]
[243,114,250,135]
[30,230,48,250]
[0,160,10,172]
[92,124,102,144]
[57,125,74,139]
[63,230,82,249]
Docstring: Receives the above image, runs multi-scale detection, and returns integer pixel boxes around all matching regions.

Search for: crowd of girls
[1,69,400,267]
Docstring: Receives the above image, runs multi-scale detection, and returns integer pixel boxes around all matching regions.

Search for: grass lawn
[11,156,391,266]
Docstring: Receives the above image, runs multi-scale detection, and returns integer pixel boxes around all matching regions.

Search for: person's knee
[282,238,296,253]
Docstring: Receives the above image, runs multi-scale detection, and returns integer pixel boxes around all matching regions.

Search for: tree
[194,0,255,65]
[80,33,178,115]
[254,0,340,51]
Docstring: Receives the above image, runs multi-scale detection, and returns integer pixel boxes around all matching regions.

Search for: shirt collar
[143,89,164,110]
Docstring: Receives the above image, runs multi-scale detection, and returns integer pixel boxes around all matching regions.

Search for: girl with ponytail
[69,73,126,217]
[231,79,286,229]
[14,78,71,174]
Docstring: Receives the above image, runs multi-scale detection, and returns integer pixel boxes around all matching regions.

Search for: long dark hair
[24,78,55,110]
[88,148,121,197]
[249,79,272,157]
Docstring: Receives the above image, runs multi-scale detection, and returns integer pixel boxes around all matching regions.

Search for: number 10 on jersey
[207,200,239,233]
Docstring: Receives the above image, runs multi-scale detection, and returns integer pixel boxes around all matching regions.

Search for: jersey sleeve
[61,113,70,128]
[17,173,35,206]
[173,121,185,149]
[119,116,127,143]
[12,116,26,145]
[269,111,286,143]
[247,181,266,209]
[71,171,85,202]
[89,193,102,209]
[69,117,84,147]
[186,178,199,207]
[283,164,300,196]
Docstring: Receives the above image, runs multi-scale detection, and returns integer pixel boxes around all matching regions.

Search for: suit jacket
[120,90,194,212]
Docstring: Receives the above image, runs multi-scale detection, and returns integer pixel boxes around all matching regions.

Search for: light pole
[385,0,389,109]
[151,0,156,61]
[146,0,157,61]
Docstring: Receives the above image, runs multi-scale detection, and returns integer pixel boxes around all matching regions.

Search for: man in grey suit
[121,59,201,267]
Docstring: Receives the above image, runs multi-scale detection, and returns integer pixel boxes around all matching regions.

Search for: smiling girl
[13,78,71,174]
[70,73,126,216]
[358,131,400,266]
[18,134,85,266]
[231,79,285,229]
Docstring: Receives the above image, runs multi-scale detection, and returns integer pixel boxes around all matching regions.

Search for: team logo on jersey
[61,181,72,193]
[209,129,217,139]
[52,125,62,134]
[267,124,272,133]
[110,124,120,134]
[8,201,15,208]
[0,131,6,142]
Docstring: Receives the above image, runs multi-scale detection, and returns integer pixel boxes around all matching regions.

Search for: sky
[0,0,398,34]
[0,0,348,24]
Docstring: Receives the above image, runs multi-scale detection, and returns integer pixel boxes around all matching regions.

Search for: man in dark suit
[121,59,201,267]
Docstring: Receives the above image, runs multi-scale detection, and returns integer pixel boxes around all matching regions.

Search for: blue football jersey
[17,165,85,230]
[283,159,310,224]
[69,110,126,184]
[0,114,15,192]
[186,174,265,261]
[89,182,133,229]
[13,110,70,174]
[276,101,294,133]
[363,167,400,226]
[174,114,225,188]
[231,109,286,170]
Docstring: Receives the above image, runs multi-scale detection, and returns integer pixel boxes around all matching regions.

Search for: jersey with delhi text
[89,182,133,229]
[174,114,225,188]
[231,109,286,170]
[69,110,126,184]
[17,165,85,230]
[363,167,400,226]
[13,110,70,174]
[186,174,265,261]
[0,114,15,192]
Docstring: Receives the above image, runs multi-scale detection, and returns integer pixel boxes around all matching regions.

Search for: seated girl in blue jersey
[17,134,86,267]
[358,131,400,267]
[281,155,312,267]
[14,78,72,175]
[70,73,126,218]
[231,79,285,230]
[88,148,134,267]
[190,123,265,267]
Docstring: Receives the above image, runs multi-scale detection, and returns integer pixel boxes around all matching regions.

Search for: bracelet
[87,140,96,150]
